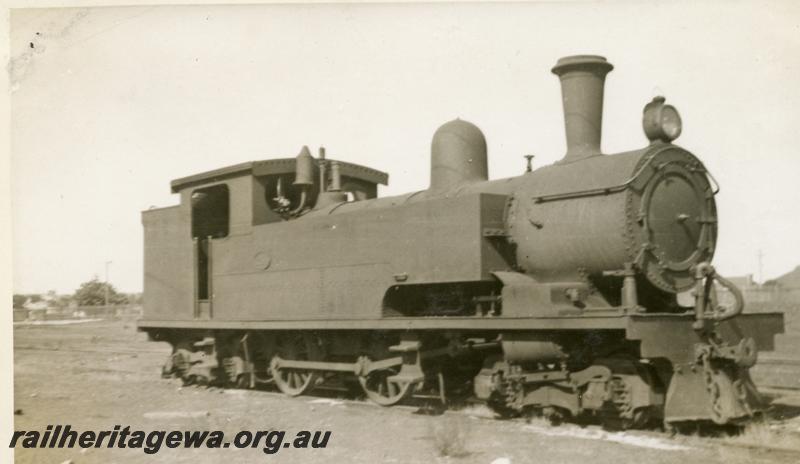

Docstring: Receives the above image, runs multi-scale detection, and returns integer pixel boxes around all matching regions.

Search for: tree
[73,278,128,306]
[12,294,27,309]
[125,293,143,305]
[53,294,74,309]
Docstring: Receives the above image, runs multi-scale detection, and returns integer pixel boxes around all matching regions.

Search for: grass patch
[722,421,800,451]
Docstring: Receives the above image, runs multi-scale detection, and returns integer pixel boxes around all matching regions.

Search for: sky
[9,1,800,294]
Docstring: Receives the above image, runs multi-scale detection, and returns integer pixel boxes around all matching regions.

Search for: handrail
[532,150,662,204]
[532,146,717,204]
[692,263,744,327]
[711,272,744,321]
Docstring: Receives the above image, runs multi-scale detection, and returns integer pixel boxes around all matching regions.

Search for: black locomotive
[139,55,783,429]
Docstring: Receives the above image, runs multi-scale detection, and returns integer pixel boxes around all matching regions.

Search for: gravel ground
[12,319,800,463]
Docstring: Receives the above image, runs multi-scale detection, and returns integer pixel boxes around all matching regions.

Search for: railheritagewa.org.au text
[9,425,331,455]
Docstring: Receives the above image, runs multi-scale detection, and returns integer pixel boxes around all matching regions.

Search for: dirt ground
[12,319,800,464]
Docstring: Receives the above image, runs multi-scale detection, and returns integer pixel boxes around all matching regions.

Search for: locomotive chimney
[551,55,614,161]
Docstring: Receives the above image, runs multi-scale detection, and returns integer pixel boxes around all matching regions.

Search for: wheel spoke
[271,337,320,397]
[358,361,414,406]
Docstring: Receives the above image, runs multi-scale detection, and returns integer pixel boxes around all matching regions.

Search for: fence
[15,304,142,322]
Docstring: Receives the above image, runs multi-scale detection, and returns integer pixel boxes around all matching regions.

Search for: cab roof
[170,158,389,194]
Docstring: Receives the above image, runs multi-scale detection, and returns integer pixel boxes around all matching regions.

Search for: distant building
[715,273,775,306]
[711,266,800,312]
[766,266,800,302]
[727,274,758,291]
[22,298,49,311]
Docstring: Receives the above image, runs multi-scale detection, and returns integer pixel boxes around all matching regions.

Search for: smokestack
[551,55,613,161]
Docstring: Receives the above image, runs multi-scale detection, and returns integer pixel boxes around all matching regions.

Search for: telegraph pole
[104,261,112,307]
[757,250,763,285]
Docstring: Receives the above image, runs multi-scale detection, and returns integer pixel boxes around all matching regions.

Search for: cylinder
[501,333,566,363]
[551,55,613,161]
[430,119,488,191]
[293,145,315,186]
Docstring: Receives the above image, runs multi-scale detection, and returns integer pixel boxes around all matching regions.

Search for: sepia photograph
[4,1,800,463]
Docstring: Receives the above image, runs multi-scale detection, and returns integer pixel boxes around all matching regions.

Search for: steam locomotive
[139,55,784,430]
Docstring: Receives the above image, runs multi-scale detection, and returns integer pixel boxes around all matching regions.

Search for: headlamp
[643,96,682,143]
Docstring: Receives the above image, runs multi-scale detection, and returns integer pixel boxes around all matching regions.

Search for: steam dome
[430,119,488,191]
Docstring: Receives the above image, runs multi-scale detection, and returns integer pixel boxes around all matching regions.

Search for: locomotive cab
[142,153,387,321]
